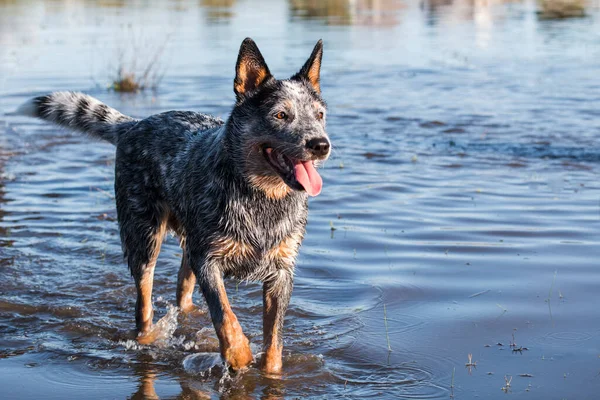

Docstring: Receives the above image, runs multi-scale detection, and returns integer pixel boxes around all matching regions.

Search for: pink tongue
[294,160,323,196]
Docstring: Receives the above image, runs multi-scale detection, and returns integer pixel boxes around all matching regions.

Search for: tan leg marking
[261,234,301,374]
[262,291,283,374]
[203,236,255,369]
[214,281,253,370]
[176,249,196,313]
[135,220,167,344]
[136,268,155,340]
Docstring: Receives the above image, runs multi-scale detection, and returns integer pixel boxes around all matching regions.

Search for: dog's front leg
[262,270,293,374]
[195,259,253,370]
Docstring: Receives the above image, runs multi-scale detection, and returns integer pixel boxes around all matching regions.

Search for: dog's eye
[275,111,287,120]
[317,111,324,120]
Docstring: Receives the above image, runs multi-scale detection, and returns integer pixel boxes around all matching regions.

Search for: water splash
[116,303,179,351]
[152,304,179,347]
[182,352,223,376]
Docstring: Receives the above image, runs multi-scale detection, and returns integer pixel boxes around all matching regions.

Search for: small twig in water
[450,367,455,398]
[509,331,529,353]
[495,303,508,319]
[547,270,557,301]
[512,346,529,354]
[501,375,512,392]
[465,353,477,374]
[93,186,115,200]
[383,303,392,352]
[469,289,490,298]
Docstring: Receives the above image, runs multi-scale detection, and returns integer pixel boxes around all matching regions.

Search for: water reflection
[96,0,127,8]
[128,359,285,400]
[129,365,161,400]
[2,0,600,399]
[537,0,586,18]
[200,0,236,23]
[288,0,592,26]
[129,362,215,400]
[0,157,7,247]
[289,0,405,25]
[0,123,12,249]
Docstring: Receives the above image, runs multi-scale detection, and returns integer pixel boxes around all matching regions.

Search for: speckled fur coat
[18,38,330,374]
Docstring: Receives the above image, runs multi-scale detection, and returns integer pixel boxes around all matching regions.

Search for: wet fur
[18,38,329,373]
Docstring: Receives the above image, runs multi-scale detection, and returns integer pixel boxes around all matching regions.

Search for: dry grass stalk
[111,32,170,93]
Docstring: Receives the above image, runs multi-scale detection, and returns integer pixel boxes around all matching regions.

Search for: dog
[17,38,330,374]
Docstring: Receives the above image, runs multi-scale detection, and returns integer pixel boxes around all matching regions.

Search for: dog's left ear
[295,39,323,94]
[234,38,273,100]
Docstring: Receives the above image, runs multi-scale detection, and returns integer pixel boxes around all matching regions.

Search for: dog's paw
[136,326,160,345]
[223,334,253,370]
[177,302,200,315]
[260,346,283,375]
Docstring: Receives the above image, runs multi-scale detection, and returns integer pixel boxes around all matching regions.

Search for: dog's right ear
[234,38,273,101]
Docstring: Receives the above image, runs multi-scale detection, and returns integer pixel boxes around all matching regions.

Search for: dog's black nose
[306,138,330,157]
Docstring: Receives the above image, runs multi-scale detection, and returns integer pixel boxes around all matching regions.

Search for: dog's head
[229,38,330,199]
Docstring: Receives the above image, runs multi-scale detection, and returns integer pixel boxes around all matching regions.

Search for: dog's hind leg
[128,217,167,344]
[176,246,196,313]
[116,183,168,343]
[261,270,293,374]
[133,255,161,344]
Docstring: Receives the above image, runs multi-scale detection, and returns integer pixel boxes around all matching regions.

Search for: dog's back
[114,110,225,206]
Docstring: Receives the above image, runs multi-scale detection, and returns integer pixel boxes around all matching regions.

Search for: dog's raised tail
[17,92,137,145]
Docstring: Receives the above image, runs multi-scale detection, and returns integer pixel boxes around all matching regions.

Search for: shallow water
[1,0,599,399]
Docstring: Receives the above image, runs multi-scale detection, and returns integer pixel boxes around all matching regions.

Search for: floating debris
[501,375,512,393]
[362,152,388,159]
[469,289,490,298]
[465,353,477,374]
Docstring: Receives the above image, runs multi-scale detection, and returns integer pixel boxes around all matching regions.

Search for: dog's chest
[232,197,304,250]
[216,196,307,278]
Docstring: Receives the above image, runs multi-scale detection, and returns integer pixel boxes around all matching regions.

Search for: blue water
[1,1,599,399]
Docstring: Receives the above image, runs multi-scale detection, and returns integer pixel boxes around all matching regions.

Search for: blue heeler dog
[18,38,330,373]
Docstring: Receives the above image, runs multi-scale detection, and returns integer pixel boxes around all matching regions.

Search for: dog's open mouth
[262,147,323,196]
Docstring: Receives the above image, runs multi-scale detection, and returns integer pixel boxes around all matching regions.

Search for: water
[1,0,599,398]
